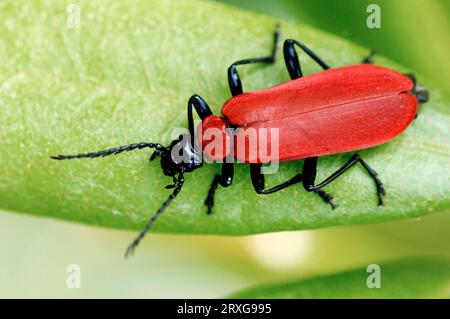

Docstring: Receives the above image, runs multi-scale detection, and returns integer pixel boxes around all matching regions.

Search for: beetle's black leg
[228,25,280,96]
[281,43,335,205]
[316,190,337,209]
[250,164,302,194]
[300,158,337,208]
[187,94,213,146]
[283,39,329,79]
[204,163,234,214]
[302,154,386,206]
[362,49,376,64]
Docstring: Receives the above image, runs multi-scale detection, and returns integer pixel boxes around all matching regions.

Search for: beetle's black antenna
[125,173,185,258]
[50,142,166,160]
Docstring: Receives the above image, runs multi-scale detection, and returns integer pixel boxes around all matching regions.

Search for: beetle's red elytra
[51,26,429,256]
[216,64,418,163]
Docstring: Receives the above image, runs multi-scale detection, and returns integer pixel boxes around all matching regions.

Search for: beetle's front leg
[204,162,234,215]
[187,94,213,147]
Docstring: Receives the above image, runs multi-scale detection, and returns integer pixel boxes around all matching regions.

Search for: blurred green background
[220,0,450,88]
[0,0,448,298]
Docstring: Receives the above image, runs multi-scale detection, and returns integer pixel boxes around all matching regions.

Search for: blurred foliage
[1,209,448,298]
[232,258,450,298]
[219,0,450,88]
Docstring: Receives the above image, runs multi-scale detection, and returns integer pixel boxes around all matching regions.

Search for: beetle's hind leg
[228,24,280,96]
[302,155,386,206]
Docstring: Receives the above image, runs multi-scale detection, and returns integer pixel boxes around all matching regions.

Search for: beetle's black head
[156,133,202,177]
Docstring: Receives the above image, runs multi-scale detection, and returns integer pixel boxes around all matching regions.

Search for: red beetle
[51,27,429,256]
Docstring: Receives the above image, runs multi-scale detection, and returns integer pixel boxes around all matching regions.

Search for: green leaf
[231,258,450,298]
[0,0,449,234]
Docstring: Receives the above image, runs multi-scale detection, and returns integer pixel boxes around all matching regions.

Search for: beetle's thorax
[196,114,232,162]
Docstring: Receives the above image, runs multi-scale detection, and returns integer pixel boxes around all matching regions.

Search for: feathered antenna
[50,142,166,160]
[124,173,185,258]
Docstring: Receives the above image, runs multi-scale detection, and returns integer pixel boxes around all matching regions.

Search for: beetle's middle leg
[281,42,338,207]
[302,155,386,206]
[228,25,280,96]
[204,163,234,215]
[250,164,302,194]
[283,39,330,79]
[299,157,336,208]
